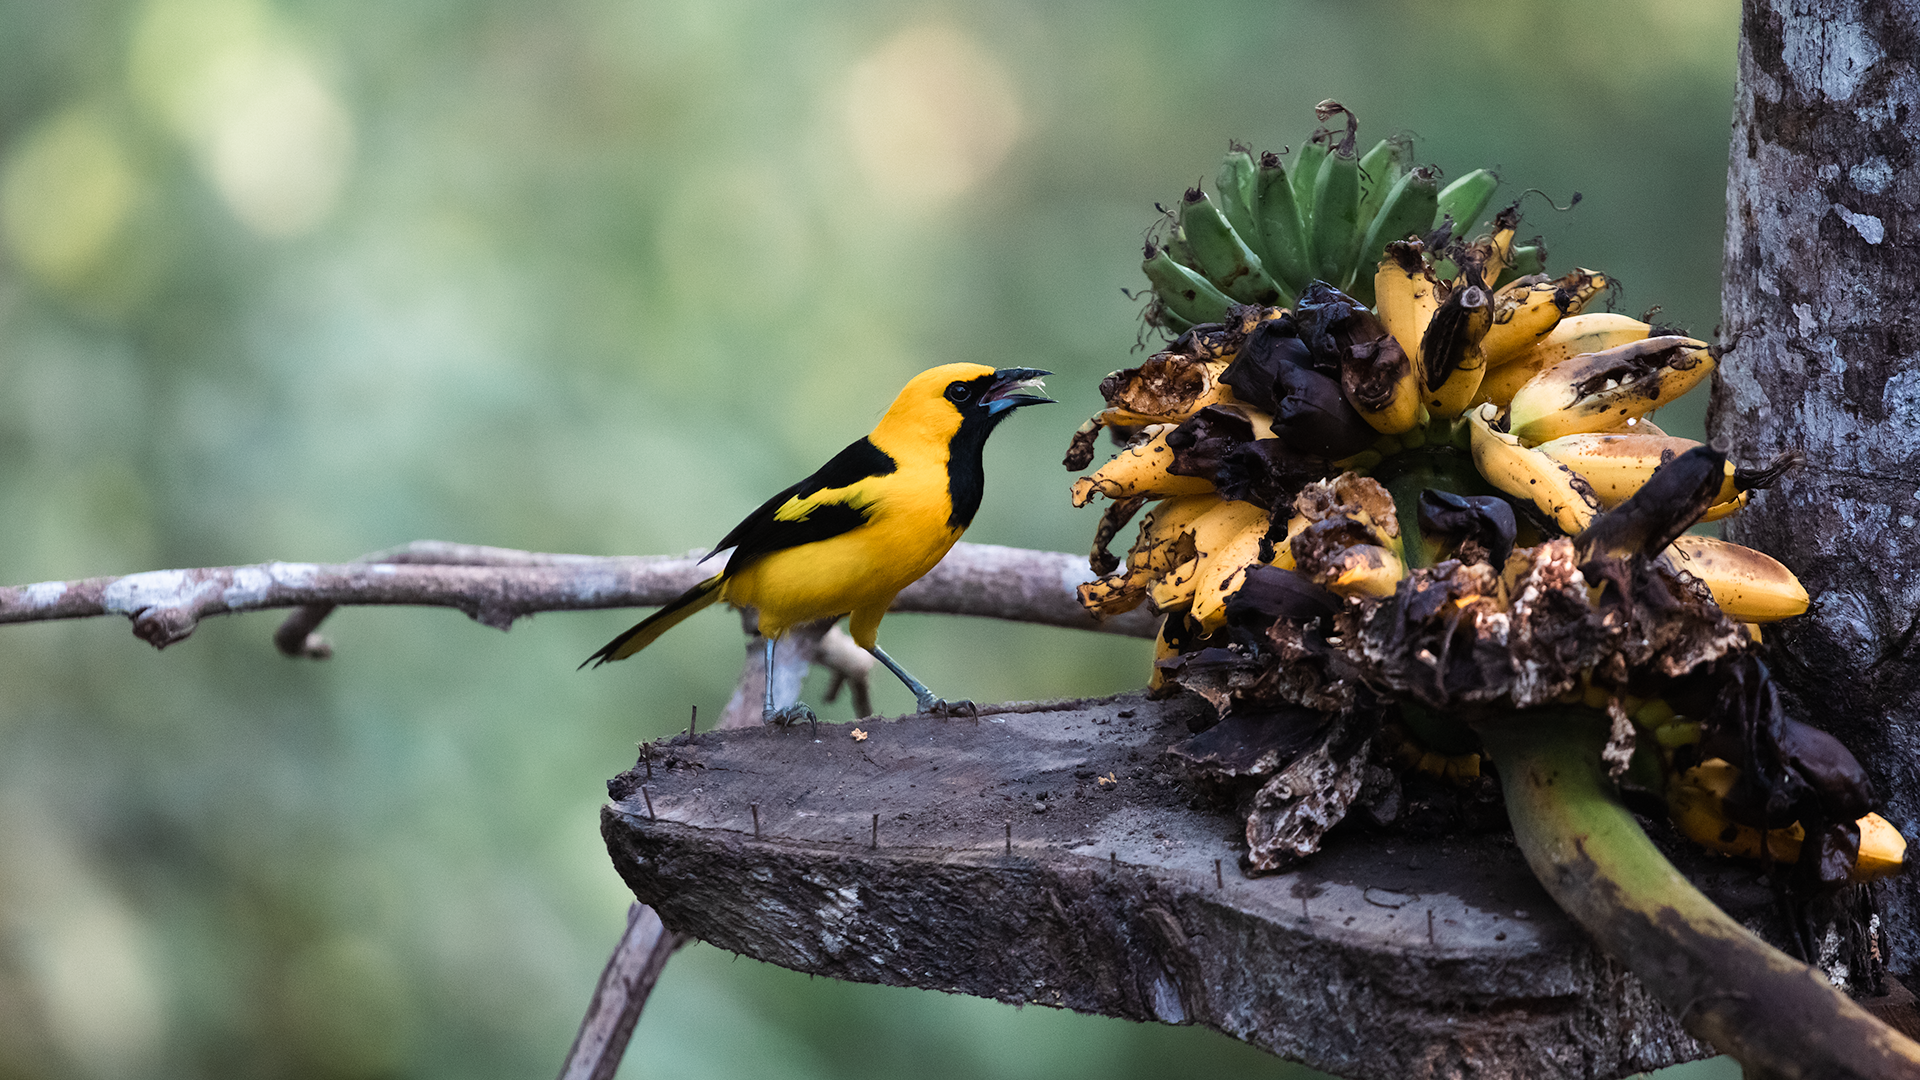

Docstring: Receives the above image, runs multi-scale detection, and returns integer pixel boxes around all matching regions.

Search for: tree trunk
[1712,0,1920,978]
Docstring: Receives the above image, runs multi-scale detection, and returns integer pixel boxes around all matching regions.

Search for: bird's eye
[945,382,972,403]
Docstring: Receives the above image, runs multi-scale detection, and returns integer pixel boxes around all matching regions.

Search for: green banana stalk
[1141,245,1234,325]
[1478,711,1920,1080]
[1178,189,1285,305]
[1433,167,1499,241]
[1254,152,1314,293]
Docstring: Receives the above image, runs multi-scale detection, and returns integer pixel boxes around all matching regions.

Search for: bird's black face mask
[942,367,1053,528]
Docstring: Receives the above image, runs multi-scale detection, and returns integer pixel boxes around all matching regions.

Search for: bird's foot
[764,702,818,728]
[920,695,976,718]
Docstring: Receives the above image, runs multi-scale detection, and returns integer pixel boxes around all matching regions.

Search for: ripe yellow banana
[1078,493,1220,618]
[1479,270,1611,370]
[1147,497,1269,617]
[1532,434,1745,515]
[1670,759,1905,883]
[1148,616,1185,693]
[1508,336,1714,443]
[1472,311,1652,410]
[1479,211,1518,287]
[1191,503,1282,632]
[1374,243,1439,377]
[1149,554,1201,613]
[1662,535,1809,622]
[1071,426,1216,506]
[1467,404,1601,534]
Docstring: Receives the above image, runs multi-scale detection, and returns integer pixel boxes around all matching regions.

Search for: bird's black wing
[712,437,899,573]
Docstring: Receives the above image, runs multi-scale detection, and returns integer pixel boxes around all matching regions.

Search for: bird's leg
[762,636,817,728]
[869,645,975,717]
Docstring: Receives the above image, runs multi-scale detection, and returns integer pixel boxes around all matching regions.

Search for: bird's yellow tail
[580,574,724,668]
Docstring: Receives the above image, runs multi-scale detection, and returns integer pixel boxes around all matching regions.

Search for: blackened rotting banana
[1089,496,1148,575]
[1224,564,1342,625]
[1421,280,1491,390]
[1063,418,1102,471]
[1163,405,1328,509]
[1290,282,1419,428]
[1676,655,1876,891]
[1219,316,1380,459]
[1577,444,1727,562]
[1166,706,1338,780]
[1273,362,1383,459]
[1416,490,1517,568]
[1356,559,1517,710]
[1220,318,1317,413]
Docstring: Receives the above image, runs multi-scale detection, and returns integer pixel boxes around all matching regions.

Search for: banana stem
[1477,711,1920,1080]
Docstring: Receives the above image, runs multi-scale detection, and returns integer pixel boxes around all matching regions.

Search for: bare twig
[0,541,1158,650]
[556,902,685,1080]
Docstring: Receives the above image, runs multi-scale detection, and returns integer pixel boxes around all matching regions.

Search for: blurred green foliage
[0,0,1741,1076]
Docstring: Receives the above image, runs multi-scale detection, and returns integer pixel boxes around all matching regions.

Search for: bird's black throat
[945,406,1010,530]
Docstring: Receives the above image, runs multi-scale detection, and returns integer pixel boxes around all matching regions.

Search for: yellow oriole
[583,363,1052,724]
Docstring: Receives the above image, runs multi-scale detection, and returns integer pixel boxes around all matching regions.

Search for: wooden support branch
[556,902,685,1080]
[601,692,1733,1080]
[0,541,1157,650]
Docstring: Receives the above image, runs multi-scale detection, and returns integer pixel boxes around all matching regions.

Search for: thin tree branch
[0,541,1158,650]
[556,902,685,1080]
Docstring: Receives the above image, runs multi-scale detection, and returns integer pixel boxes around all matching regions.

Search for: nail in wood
[871,813,879,849]
[641,787,655,820]
[1111,852,1118,872]
[1005,822,1011,855]
[751,803,760,837]
[1427,909,1435,945]
[1215,858,1224,889]
[688,704,698,740]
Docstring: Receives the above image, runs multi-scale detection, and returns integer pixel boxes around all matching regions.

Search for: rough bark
[1711,0,1920,979]
[602,693,1730,1080]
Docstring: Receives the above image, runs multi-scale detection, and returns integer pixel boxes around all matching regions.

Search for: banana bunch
[1068,117,1884,879]
[1141,100,1525,330]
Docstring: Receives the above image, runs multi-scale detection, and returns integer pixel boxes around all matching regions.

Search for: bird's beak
[983,367,1054,414]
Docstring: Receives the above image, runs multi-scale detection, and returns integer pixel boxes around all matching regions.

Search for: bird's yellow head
[873,363,1054,446]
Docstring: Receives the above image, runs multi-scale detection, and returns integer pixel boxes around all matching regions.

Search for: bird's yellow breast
[720,456,961,641]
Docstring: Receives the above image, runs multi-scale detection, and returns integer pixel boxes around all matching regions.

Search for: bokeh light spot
[0,108,137,287]
[129,0,353,237]
[841,25,1023,212]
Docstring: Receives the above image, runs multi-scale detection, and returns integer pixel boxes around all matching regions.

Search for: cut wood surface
[602,692,1723,1080]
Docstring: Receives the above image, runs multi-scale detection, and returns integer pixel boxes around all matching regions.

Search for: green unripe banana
[1177,189,1284,305]
[1352,166,1440,304]
[1142,244,1235,326]
[1497,243,1546,287]
[1291,135,1330,235]
[1433,168,1499,241]
[1215,147,1261,254]
[1254,152,1313,294]
[1355,136,1407,230]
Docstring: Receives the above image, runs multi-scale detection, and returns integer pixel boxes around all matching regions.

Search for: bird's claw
[765,702,818,728]
[921,696,976,718]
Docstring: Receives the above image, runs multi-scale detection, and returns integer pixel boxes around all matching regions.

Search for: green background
[0,0,1742,1076]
